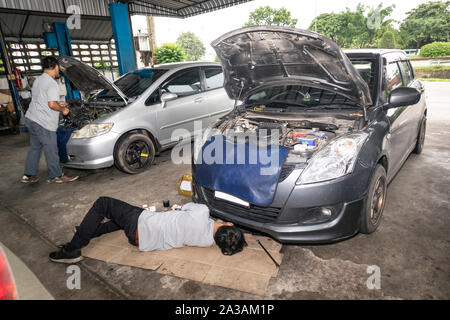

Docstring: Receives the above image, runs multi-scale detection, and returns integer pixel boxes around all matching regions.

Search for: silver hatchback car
[57,57,234,174]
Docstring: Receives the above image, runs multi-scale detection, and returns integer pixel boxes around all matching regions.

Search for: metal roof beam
[131,0,180,16]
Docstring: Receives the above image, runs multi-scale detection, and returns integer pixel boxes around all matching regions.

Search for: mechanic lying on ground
[49,197,247,263]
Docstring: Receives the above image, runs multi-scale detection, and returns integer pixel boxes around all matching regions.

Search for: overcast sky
[131,0,431,61]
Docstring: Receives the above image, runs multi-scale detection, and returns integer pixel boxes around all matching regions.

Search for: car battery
[293,131,327,146]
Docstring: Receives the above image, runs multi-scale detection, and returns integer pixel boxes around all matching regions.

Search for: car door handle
[194,97,204,103]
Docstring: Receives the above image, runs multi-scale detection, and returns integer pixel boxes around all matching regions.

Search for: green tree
[378,31,397,48]
[244,6,298,27]
[309,3,396,48]
[309,13,348,47]
[176,32,206,61]
[154,43,186,64]
[399,1,450,49]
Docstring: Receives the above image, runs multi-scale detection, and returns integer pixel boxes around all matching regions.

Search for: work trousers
[67,197,142,251]
[24,117,62,179]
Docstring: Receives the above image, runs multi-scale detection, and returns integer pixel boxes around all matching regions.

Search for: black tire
[413,117,426,154]
[114,133,155,174]
[360,164,387,234]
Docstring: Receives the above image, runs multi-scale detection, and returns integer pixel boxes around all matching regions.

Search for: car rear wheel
[413,117,426,154]
[114,133,155,174]
[360,164,387,234]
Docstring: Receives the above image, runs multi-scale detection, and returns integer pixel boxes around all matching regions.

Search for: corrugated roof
[0,0,253,41]
[0,10,113,41]
[0,0,254,18]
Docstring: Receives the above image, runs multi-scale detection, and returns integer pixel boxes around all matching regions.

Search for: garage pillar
[109,3,137,75]
[52,22,80,101]
[0,22,22,125]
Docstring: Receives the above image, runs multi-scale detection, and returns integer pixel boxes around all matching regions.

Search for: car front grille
[202,187,281,223]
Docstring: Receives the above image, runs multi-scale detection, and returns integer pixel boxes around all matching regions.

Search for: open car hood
[57,56,128,103]
[211,26,372,107]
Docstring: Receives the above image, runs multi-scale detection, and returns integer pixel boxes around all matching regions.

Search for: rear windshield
[98,69,167,99]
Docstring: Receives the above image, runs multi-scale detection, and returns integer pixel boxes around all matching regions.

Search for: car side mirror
[386,87,420,109]
[160,92,178,108]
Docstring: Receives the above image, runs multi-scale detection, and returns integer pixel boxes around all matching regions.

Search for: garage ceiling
[0,0,254,41]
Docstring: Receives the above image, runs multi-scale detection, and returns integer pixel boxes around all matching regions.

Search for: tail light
[0,246,17,300]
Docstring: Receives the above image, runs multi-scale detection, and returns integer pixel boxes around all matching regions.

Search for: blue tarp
[56,126,74,163]
[194,135,290,207]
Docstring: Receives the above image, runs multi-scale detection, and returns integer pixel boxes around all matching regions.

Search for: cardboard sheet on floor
[82,231,283,296]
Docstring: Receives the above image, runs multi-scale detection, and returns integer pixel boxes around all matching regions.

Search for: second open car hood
[57,56,128,103]
[212,26,372,107]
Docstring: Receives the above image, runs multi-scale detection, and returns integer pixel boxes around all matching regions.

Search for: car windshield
[98,69,167,99]
[351,60,376,101]
[245,85,358,110]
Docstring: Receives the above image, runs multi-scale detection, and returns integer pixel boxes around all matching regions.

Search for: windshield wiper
[303,105,358,111]
[246,100,310,108]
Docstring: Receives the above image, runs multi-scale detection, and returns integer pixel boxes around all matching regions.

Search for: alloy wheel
[370,176,386,225]
[125,141,151,169]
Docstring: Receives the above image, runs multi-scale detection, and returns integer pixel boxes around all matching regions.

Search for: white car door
[201,66,235,123]
[156,67,209,146]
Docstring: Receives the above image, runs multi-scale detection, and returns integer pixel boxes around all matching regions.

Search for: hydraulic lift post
[109,2,137,76]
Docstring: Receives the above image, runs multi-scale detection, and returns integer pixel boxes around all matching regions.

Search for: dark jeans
[67,197,142,251]
[24,117,62,179]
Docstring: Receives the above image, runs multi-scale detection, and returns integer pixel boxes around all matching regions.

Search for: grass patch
[413,65,450,72]
[410,55,450,60]
[419,78,450,82]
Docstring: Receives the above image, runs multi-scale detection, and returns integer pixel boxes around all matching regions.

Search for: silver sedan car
[57,57,234,174]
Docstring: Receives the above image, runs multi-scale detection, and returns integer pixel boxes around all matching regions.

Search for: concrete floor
[0,82,448,300]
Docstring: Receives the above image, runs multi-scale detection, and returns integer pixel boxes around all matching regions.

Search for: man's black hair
[214,226,247,256]
[42,56,59,70]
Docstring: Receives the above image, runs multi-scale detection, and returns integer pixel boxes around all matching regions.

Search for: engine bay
[62,99,125,129]
[214,111,363,160]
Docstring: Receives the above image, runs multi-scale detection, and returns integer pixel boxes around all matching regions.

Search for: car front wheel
[360,164,387,234]
[114,133,155,174]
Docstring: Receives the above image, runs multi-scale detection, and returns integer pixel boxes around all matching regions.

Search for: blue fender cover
[194,135,290,207]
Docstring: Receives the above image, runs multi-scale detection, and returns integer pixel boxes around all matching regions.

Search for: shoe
[21,175,39,184]
[51,174,79,183]
[49,245,83,264]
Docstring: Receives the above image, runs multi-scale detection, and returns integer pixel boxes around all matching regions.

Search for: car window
[204,67,224,90]
[161,69,201,97]
[385,62,403,92]
[146,89,160,105]
[399,61,414,86]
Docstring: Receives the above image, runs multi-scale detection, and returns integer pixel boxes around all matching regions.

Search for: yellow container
[178,174,193,197]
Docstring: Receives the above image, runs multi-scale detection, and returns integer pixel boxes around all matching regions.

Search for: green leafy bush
[420,42,450,58]
[154,43,186,64]
[378,31,397,49]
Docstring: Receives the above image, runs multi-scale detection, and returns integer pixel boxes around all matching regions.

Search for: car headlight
[297,132,369,185]
[71,123,114,139]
